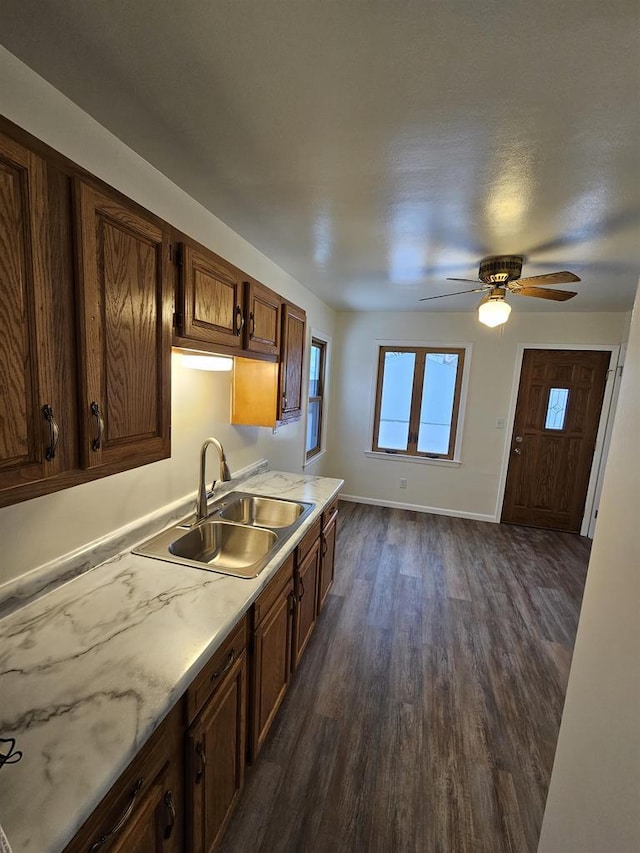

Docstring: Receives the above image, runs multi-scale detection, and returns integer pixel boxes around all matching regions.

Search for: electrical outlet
[400,478,407,489]
[496,417,506,429]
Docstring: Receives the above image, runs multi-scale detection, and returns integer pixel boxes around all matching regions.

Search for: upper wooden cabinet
[177,244,244,351]
[231,299,307,428]
[278,301,306,424]
[74,180,172,470]
[0,130,76,495]
[244,278,281,357]
[174,243,282,361]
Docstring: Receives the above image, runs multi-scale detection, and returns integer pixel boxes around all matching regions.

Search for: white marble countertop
[0,470,343,853]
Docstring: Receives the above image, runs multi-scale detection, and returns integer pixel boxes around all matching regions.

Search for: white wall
[537,282,640,852]
[325,310,627,519]
[0,47,335,587]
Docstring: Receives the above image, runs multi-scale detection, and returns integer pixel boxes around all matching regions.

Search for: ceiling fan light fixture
[478,292,512,327]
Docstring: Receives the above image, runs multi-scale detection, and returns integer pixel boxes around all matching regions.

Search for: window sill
[303,448,327,469]
[364,450,461,468]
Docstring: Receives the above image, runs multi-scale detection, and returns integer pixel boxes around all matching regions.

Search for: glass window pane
[309,343,321,396]
[378,351,415,450]
[545,387,570,430]
[417,353,458,454]
[306,400,321,453]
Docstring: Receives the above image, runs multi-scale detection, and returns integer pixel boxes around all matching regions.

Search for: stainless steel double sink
[133,492,315,578]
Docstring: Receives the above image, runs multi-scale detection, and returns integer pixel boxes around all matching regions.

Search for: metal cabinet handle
[298,578,305,601]
[211,648,236,681]
[42,405,59,461]
[163,790,176,839]
[90,402,105,452]
[288,590,297,614]
[89,778,144,851]
[248,312,255,338]
[234,305,244,335]
[195,741,206,784]
[322,539,328,558]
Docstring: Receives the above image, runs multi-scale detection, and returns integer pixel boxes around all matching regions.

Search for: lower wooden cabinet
[318,501,339,614]
[250,554,295,761]
[292,536,321,671]
[185,620,248,853]
[64,703,184,853]
[63,502,339,852]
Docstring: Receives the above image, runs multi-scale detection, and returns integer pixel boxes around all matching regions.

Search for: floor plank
[219,502,590,853]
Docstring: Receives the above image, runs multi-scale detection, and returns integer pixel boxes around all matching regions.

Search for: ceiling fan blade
[514,286,577,301]
[445,277,483,284]
[511,271,581,287]
[419,286,488,302]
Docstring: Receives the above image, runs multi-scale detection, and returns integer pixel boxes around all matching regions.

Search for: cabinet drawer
[322,496,340,529]
[253,553,294,626]
[185,615,248,725]
[296,518,321,564]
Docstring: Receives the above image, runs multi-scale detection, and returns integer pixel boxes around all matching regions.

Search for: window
[544,387,570,430]
[306,338,326,460]
[372,346,466,460]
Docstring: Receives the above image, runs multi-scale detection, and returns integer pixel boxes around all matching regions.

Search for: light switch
[496,418,506,429]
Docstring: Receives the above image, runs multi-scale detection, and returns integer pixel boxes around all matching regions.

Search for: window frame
[305,336,327,462]
[371,345,466,461]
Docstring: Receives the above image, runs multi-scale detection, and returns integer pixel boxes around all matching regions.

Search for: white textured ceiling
[1,1,639,312]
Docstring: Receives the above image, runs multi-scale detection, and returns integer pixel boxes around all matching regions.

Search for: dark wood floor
[220,501,591,853]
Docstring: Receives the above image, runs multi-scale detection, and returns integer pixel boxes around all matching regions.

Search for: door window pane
[377,351,416,450]
[418,352,459,454]
[545,387,570,430]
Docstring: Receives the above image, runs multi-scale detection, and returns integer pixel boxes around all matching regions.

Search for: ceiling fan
[420,255,581,327]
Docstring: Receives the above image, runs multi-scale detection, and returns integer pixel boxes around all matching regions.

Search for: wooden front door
[501,348,610,532]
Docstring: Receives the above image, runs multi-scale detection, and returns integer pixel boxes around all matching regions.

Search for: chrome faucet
[196,437,232,522]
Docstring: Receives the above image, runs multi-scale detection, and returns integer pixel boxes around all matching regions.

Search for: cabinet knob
[42,405,59,461]
[90,402,105,452]
[234,305,244,335]
[195,741,206,784]
[88,777,144,851]
[163,790,176,839]
[211,648,236,681]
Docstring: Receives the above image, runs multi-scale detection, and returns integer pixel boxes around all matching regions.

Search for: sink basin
[169,521,276,570]
[133,491,315,578]
[218,495,305,528]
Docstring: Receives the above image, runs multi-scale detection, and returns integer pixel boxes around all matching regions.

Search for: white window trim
[303,328,332,470]
[367,338,473,464]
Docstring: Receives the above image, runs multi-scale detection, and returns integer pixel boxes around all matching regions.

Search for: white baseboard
[339,493,498,524]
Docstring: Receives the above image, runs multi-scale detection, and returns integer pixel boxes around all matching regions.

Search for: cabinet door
[292,537,321,670]
[278,302,306,423]
[75,181,171,470]
[0,132,70,491]
[318,507,338,613]
[251,576,294,760]
[244,279,280,357]
[187,650,247,853]
[178,244,244,350]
